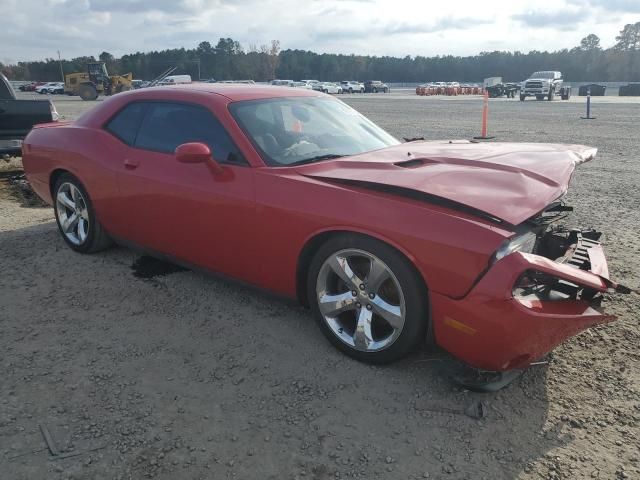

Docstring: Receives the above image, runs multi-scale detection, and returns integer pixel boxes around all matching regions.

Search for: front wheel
[78,84,98,101]
[548,90,555,101]
[520,94,525,101]
[53,173,112,253]
[308,234,428,364]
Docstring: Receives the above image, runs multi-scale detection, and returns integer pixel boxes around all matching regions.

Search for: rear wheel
[53,174,112,253]
[78,84,98,101]
[373,87,378,93]
[536,95,544,101]
[520,94,525,101]
[308,234,428,364]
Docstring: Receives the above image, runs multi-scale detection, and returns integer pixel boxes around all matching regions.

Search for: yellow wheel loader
[64,62,133,101]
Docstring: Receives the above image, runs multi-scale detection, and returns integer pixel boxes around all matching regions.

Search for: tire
[373,87,378,93]
[322,89,328,94]
[53,173,112,253]
[536,95,544,101]
[520,94,525,101]
[348,88,353,94]
[78,84,98,101]
[548,89,555,101]
[307,233,428,364]
[360,89,364,93]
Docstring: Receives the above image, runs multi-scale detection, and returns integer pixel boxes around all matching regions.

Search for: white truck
[520,71,571,101]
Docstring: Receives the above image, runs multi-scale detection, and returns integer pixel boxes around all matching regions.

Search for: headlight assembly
[493,231,537,263]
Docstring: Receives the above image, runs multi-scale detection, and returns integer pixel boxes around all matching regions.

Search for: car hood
[296,140,596,225]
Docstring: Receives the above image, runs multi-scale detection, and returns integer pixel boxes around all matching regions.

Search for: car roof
[158,83,324,101]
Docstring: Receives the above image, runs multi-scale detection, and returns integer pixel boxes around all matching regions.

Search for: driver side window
[134,102,245,164]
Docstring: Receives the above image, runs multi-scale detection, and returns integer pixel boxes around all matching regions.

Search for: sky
[1,0,639,64]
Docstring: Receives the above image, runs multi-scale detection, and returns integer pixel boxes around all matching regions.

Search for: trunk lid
[297,140,596,225]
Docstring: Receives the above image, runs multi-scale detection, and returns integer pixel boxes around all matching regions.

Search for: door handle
[124,158,139,169]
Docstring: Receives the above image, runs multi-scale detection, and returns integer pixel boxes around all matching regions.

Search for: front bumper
[430,238,624,371]
[522,89,550,96]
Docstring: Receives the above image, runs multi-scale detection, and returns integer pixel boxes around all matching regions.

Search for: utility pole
[196,58,201,81]
[57,51,64,82]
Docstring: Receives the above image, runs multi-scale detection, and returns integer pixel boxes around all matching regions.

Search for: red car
[19,81,46,92]
[22,85,633,371]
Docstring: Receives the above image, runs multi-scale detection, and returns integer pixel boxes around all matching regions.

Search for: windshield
[229,97,400,166]
[530,71,555,79]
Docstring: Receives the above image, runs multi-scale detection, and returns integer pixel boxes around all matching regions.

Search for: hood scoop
[394,158,431,168]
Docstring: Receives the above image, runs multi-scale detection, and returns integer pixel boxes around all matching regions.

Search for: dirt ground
[1,92,639,480]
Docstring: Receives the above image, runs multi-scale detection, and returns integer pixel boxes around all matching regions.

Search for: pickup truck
[0,74,58,156]
[520,71,571,101]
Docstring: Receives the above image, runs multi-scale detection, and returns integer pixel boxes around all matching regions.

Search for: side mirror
[175,142,223,173]
[175,142,212,164]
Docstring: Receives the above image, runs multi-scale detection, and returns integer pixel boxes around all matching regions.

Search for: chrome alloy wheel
[56,182,89,245]
[316,249,406,352]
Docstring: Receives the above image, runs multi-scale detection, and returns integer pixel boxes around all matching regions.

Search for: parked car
[21,84,632,370]
[0,74,58,155]
[160,75,192,85]
[270,79,294,86]
[19,82,45,92]
[340,81,365,93]
[35,82,64,94]
[293,81,313,89]
[364,80,389,93]
[312,82,342,94]
[50,83,65,94]
[35,82,56,94]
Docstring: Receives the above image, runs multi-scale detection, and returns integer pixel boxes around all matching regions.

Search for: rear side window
[134,102,243,163]
[105,102,147,145]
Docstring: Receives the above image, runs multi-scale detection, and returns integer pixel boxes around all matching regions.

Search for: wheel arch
[295,228,429,308]
[49,168,72,197]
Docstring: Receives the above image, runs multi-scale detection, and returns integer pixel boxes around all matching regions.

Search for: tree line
[2,22,639,83]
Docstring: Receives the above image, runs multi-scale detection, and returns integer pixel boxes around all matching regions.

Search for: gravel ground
[1,92,639,480]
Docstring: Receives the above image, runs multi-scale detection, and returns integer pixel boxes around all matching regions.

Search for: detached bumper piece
[431,229,635,372]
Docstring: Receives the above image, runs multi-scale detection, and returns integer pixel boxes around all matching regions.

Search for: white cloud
[1,0,638,63]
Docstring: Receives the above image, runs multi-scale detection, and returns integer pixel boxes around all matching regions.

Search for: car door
[113,101,257,281]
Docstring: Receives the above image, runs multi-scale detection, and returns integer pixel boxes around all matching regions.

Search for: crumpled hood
[297,140,596,225]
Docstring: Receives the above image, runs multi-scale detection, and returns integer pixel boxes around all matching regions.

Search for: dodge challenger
[21,84,633,371]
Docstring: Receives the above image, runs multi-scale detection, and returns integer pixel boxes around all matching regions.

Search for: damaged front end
[513,201,632,302]
[430,200,635,373]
